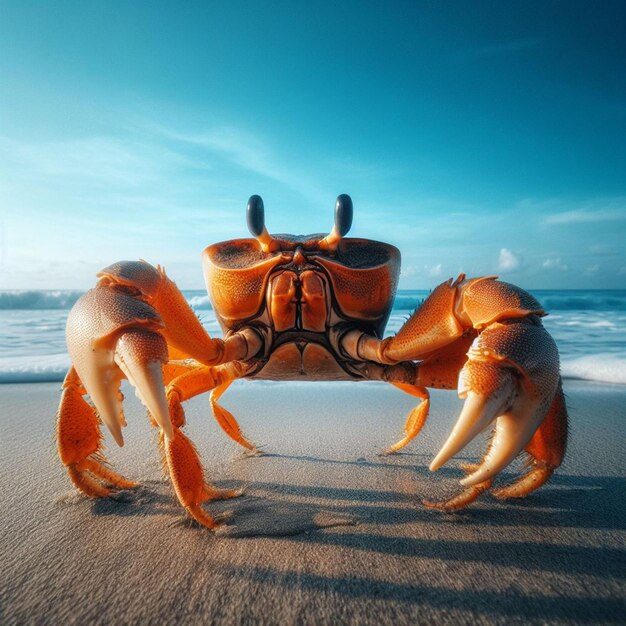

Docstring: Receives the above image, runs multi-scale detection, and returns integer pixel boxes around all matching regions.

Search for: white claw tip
[429,459,442,472]
[459,472,484,487]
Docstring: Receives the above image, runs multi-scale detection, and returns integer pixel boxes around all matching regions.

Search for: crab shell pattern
[56,194,568,527]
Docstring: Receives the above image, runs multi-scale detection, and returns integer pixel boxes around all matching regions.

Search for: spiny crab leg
[342,276,566,509]
[59,260,260,527]
[57,368,137,497]
[382,382,430,455]
[423,462,493,511]
[161,427,241,529]
[165,361,257,452]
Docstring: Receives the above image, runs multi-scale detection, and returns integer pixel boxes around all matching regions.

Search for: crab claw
[115,329,173,441]
[459,403,544,487]
[429,384,515,473]
[66,287,171,445]
[430,320,560,491]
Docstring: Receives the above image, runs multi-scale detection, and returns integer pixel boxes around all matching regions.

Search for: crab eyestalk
[247,195,276,253]
[322,194,353,250]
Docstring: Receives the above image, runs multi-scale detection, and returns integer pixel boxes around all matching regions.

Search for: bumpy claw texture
[460,276,545,328]
[58,260,243,527]
[384,275,568,510]
[66,284,170,446]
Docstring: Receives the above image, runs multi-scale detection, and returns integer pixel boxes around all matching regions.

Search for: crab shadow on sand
[87,452,626,536]
[77,459,626,623]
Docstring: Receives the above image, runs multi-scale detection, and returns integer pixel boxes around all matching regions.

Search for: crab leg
[166,361,257,451]
[424,480,493,511]
[161,425,241,529]
[156,362,252,526]
[58,260,263,526]
[57,368,137,497]
[491,379,568,499]
[348,332,474,454]
[383,383,430,454]
[210,381,257,451]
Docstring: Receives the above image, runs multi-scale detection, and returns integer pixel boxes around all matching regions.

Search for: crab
[56,194,568,527]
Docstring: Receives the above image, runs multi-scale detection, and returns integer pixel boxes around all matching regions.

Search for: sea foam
[2,353,625,386]
[0,354,71,383]
[560,354,626,385]
[1,288,625,385]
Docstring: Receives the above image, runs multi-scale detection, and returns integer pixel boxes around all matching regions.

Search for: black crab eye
[247,194,265,237]
[335,194,353,237]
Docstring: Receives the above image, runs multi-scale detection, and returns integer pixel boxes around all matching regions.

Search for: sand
[1,379,624,625]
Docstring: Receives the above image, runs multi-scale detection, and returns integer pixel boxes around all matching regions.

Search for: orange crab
[56,194,568,527]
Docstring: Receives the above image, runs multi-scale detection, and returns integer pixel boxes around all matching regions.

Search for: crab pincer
[379,276,568,509]
[56,194,569,527]
[57,260,253,527]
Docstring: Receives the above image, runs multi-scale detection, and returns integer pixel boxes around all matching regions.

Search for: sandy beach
[1,379,624,625]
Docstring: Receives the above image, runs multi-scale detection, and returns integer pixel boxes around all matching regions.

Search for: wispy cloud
[0,135,202,187]
[544,207,626,225]
[428,263,443,277]
[400,262,444,281]
[542,257,569,272]
[497,248,521,272]
[543,196,626,226]
[150,124,325,202]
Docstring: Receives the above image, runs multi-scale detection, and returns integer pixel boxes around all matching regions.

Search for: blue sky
[0,1,624,289]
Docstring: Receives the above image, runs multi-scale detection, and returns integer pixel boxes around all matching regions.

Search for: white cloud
[497,248,521,273]
[585,264,600,275]
[428,263,443,277]
[543,205,626,225]
[401,263,443,279]
[542,257,569,271]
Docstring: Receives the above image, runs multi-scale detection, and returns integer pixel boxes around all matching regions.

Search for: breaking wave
[0,290,84,310]
[1,289,625,312]
[1,352,625,385]
[1,288,624,385]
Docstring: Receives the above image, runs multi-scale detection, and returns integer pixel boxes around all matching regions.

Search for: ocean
[1,289,625,385]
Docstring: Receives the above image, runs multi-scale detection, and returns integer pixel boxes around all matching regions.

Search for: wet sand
[1,380,625,625]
